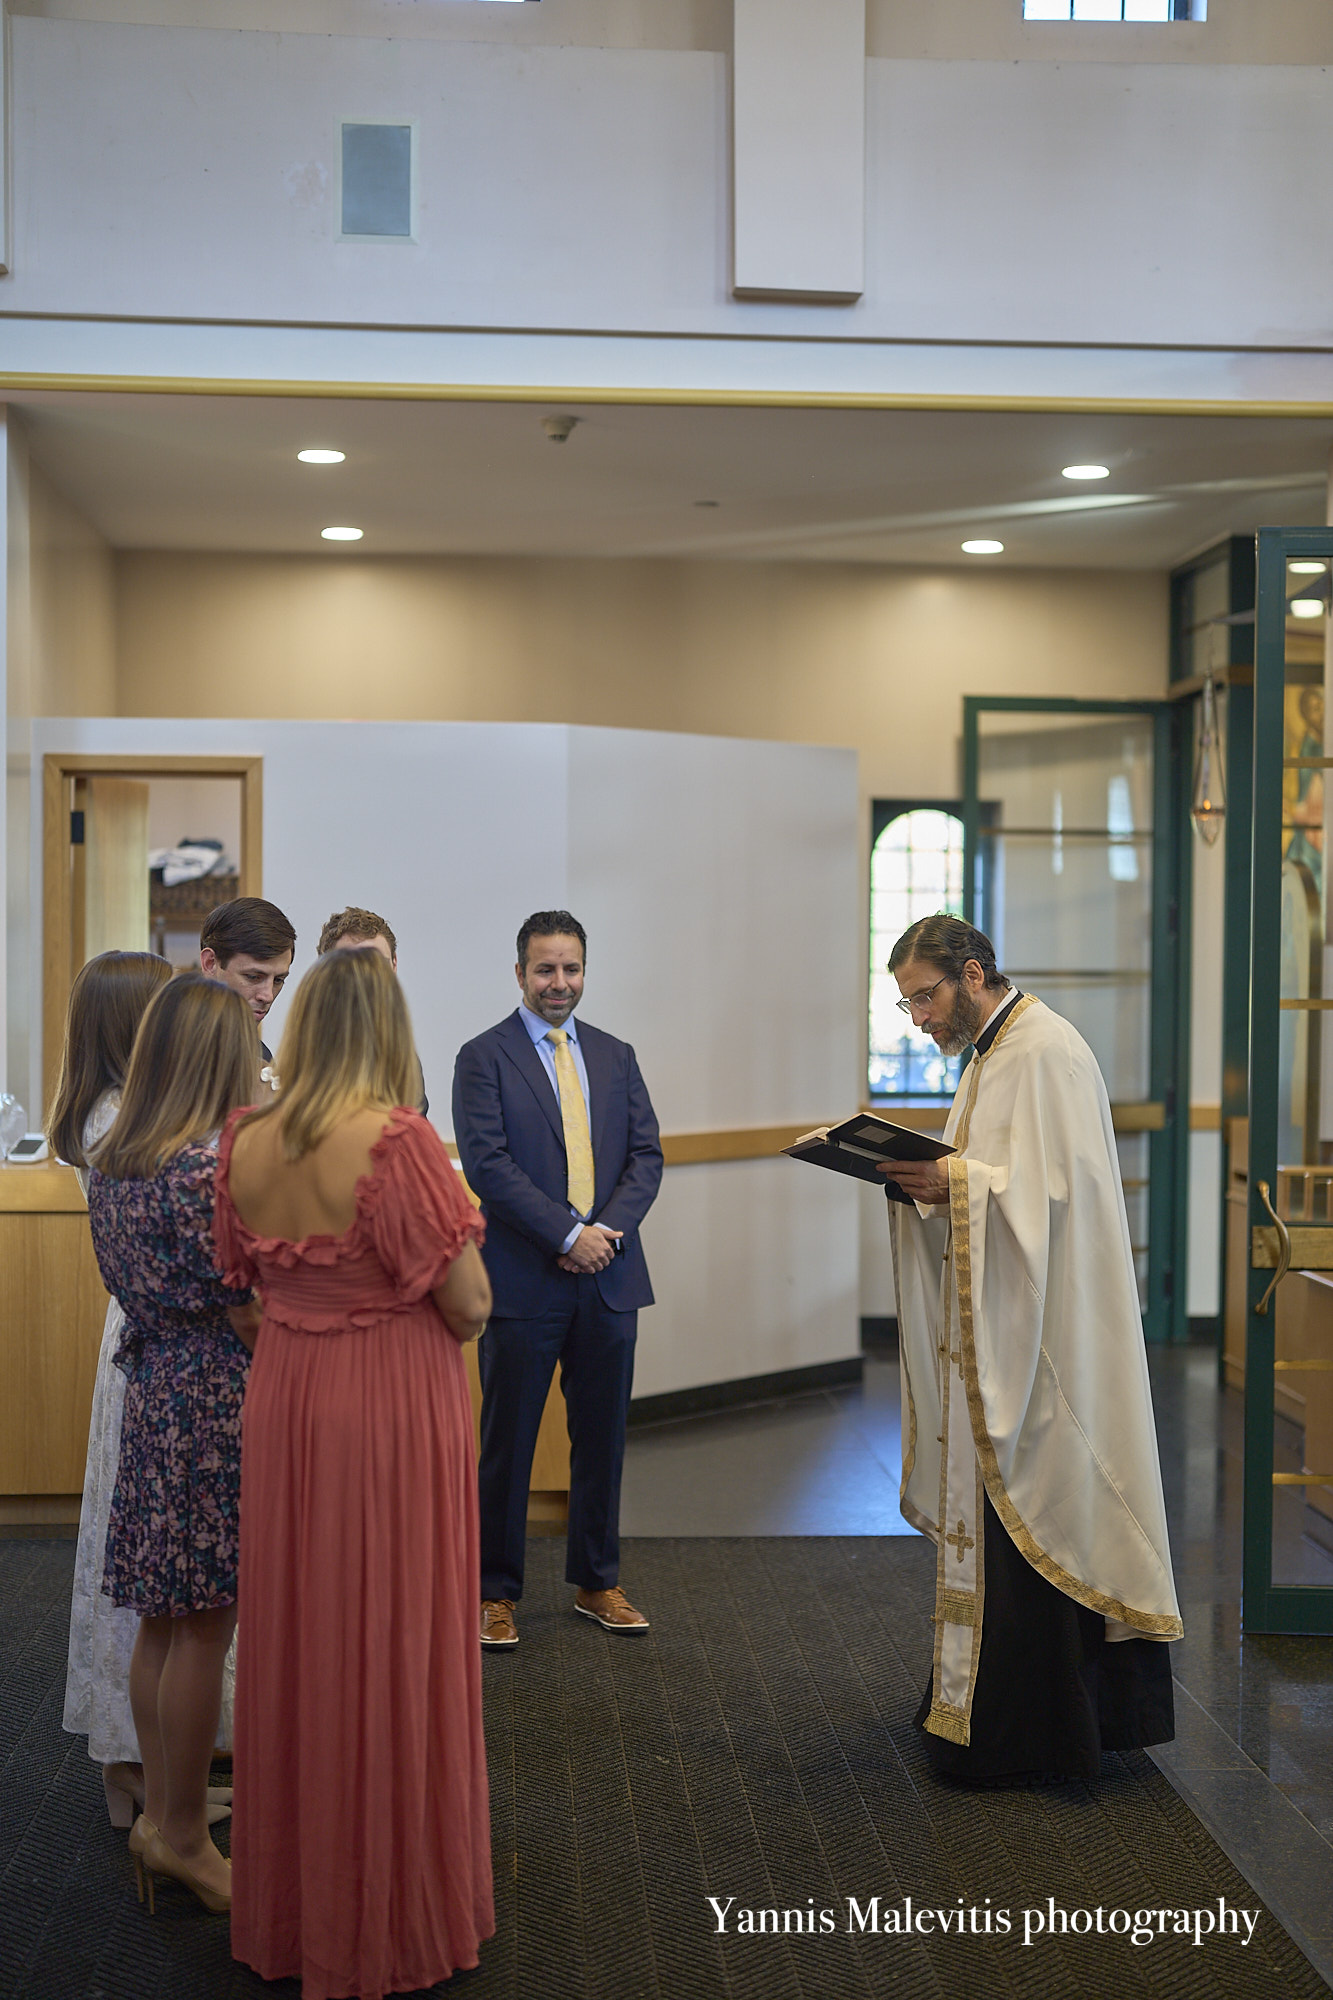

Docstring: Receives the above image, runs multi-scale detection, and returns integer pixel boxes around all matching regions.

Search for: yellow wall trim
[445,1108,1216,1166]
[4,371,1333,419]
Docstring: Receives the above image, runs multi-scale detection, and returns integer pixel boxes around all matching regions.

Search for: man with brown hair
[316,906,427,1112]
[316,906,398,965]
[886,913,1180,1786]
[452,911,662,1648]
[199,897,297,1064]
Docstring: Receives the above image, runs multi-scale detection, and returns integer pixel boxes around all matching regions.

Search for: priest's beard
[931,982,987,1058]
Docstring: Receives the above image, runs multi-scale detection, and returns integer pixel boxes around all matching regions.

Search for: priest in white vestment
[885,915,1181,1785]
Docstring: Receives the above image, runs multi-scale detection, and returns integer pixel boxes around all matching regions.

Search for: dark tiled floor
[623,1354,908,1537]
[622,1343,1333,1985]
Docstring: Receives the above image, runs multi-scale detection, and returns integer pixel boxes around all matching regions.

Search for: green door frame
[1243,525,1333,1635]
[962,695,1190,1347]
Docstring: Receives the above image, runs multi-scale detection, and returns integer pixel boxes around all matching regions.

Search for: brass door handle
[1255,1179,1291,1316]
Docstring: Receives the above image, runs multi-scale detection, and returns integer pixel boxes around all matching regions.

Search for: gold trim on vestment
[940,1589,977,1627]
[926,1702,971,1746]
[968,1463,985,1702]
[950,997,1184,1643]
[900,1496,936,1539]
[921,1006,1035,1741]
[928,1244,954,1719]
[888,1205,918,1500]
[925,1223,988,1743]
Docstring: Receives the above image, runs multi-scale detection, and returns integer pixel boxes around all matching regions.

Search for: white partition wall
[27,719,859,1398]
[563,726,860,1393]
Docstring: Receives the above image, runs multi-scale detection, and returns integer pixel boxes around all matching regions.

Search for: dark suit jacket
[451,1011,663,1318]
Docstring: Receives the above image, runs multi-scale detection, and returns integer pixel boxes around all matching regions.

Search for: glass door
[962,697,1189,1346]
[1244,526,1333,1634]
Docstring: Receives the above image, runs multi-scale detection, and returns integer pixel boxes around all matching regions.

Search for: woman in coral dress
[215,947,494,2000]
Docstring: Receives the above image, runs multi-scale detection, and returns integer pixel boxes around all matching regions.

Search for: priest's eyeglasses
[895,974,955,1018]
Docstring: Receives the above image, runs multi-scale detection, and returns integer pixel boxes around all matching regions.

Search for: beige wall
[114,551,1168,801]
[8,0,732,47]
[25,459,117,722]
[14,0,1332,65]
[867,0,1333,64]
[103,545,1171,1326]
[5,425,116,1100]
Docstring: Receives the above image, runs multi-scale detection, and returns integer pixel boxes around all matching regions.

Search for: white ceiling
[14,389,1333,570]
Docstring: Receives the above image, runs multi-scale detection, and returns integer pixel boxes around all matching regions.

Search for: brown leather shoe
[480,1598,519,1647]
[574,1586,649,1633]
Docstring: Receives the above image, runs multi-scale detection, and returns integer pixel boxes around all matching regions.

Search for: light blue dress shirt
[518,1003,594,1251]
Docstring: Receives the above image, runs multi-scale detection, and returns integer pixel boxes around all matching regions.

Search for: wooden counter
[0,1161,109,1525]
[0,1159,573,1531]
[454,1164,570,1528]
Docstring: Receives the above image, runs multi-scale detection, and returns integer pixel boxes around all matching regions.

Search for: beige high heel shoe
[128,1815,158,1909]
[140,1827,231,1916]
[103,1762,233,1827]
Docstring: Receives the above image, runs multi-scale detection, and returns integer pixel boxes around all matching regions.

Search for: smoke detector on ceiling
[542,414,579,444]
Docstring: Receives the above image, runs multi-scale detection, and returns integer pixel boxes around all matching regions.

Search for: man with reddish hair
[316,905,398,964]
[317,906,427,1112]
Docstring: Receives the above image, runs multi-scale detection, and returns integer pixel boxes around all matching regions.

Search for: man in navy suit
[452,910,663,1647]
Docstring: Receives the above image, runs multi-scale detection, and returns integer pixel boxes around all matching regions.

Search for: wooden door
[80,777,150,960]
[43,754,264,1117]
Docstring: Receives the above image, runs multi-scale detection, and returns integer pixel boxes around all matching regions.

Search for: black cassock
[916,1491,1176,1785]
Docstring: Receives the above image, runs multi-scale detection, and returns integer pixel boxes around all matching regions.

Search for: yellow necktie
[547,1028,595,1216]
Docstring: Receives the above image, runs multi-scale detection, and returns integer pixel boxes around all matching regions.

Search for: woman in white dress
[48,950,236,1827]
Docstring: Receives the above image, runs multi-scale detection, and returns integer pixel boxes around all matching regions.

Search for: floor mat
[1,1535,1325,1998]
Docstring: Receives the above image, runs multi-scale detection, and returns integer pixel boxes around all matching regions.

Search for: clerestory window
[1023,1,1205,19]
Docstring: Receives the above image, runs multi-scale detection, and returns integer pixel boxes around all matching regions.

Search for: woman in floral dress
[49,951,172,1816]
[88,973,261,1916]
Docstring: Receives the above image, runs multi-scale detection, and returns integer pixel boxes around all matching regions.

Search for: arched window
[869,805,966,1097]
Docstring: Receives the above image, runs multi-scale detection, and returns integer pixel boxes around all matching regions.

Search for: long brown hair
[94,973,261,1180]
[241,948,418,1160]
[47,951,173,1168]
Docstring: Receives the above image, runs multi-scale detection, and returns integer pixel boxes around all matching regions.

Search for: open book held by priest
[782,1114,953,1205]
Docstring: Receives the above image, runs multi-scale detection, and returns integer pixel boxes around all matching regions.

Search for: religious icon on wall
[1279,679,1325,1168]
[1283,681,1324,908]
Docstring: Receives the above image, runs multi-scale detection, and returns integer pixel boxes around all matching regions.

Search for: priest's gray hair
[888,914,1011,991]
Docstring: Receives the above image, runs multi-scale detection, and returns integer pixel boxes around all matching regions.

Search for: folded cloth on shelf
[148,842,233,888]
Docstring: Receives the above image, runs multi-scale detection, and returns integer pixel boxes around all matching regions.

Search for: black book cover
[782,1114,954,1206]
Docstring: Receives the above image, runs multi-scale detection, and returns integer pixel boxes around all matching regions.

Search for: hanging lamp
[1190,676,1226,846]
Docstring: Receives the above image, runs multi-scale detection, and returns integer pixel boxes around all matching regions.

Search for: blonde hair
[245,948,419,1160]
[47,951,172,1168]
[94,973,261,1180]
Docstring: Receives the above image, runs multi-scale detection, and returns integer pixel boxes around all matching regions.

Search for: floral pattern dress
[65,1100,239,1755]
[89,1139,252,1615]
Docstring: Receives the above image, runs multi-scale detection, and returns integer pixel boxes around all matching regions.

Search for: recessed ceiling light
[298,449,346,464]
[321,526,363,542]
[1289,560,1328,574]
[1062,464,1110,480]
[1290,598,1326,619]
[961,539,1004,555]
